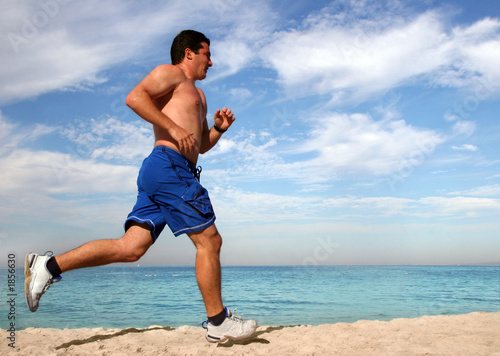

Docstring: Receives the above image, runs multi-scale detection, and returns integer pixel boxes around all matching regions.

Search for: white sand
[2,311,499,355]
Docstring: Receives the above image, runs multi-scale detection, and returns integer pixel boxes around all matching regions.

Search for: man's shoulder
[151,64,185,80]
[196,87,206,101]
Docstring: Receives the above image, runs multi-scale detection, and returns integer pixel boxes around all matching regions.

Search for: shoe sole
[206,329,258,343]
[206,335,224,343]
[24,253,36,312]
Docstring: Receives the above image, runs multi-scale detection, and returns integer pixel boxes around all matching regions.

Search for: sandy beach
[2,311,499,355]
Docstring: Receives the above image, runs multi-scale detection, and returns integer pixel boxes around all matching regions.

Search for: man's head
[170,30,211,65]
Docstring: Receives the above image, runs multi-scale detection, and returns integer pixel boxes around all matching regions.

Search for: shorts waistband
[154,145,201,181]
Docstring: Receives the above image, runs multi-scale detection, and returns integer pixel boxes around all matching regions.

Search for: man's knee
[209,232,222,252]
[120,223,153,262]
[120,246,147,262]
[200,228,222,252]
[189,225,222,252]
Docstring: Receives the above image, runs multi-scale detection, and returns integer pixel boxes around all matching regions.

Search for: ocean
[1,265,499,330]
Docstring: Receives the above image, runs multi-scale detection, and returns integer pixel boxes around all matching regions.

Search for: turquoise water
[1,265,498,330]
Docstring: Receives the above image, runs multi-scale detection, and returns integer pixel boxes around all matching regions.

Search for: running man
[24,30,257,343]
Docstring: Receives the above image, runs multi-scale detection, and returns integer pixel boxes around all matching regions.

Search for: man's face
[193,42,212,80]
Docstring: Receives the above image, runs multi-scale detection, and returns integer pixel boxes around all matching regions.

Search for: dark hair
[170,30,210,65]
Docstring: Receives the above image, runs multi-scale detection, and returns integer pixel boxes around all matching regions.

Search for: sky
[1,0,499,266]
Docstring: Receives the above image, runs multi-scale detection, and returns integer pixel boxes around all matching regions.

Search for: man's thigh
[122,222,153,255]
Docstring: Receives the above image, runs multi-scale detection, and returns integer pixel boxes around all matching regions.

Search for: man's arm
[125,65,197,155]
[200,107,235,154]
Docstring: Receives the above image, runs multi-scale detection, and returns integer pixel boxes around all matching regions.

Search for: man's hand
[214,107,235,131]
[170,124,197,156]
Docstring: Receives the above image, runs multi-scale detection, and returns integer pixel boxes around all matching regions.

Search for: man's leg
[189,224,258,343]
[187,224,224,317]
[56,222,153,273]
[25,223,152,312]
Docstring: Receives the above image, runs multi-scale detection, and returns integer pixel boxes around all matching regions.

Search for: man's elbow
[199,142,214,155]
[125,91,137,109]
[126,86,147,109]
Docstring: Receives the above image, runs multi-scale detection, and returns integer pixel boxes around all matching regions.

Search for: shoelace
[227,310,243,322]
[41,251,61,292]
[42,279,56,293]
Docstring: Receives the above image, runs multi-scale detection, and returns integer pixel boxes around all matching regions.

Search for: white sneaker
[202,308,258,343]
[24,252,62,312]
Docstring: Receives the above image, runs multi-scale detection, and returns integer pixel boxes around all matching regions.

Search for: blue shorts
[125,146,215,241]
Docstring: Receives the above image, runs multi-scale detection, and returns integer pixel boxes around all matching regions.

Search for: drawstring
[160,146,203,182]
[194,166,202,182]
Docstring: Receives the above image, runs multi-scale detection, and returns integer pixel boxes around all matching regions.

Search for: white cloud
[419,196,500,218]
[62,116,154,162]
[452,121,476,137]
[205,138,237,156]
[209,40,254,80]
[207,1,277,81]
[3,1,499,108]
[345,197,414,216]
[443,112,461,122]
[202,109,450,186]
[448,184,500,197]
[0,112,156,254]
[211,184,499,224]
[451,18,500,85]
[296,112,445,180]
[0,111,56,154]
[451,144,478,152]
[1,0,270,104]
[229,88,252,100]
[210,186,319,224]
[0,112,149,256]
[202,128,287,184]
[0,114,144,197]
[260,8,500,102]
[0,148,138,196]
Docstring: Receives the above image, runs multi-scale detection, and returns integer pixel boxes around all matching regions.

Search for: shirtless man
[24,30,257,343]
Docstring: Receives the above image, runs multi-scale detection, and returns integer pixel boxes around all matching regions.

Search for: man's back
[126,56,210,164]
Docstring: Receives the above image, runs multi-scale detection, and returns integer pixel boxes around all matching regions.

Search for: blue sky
[1,0,499,266]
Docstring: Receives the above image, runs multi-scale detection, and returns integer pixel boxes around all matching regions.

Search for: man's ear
[185,48,194,60]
